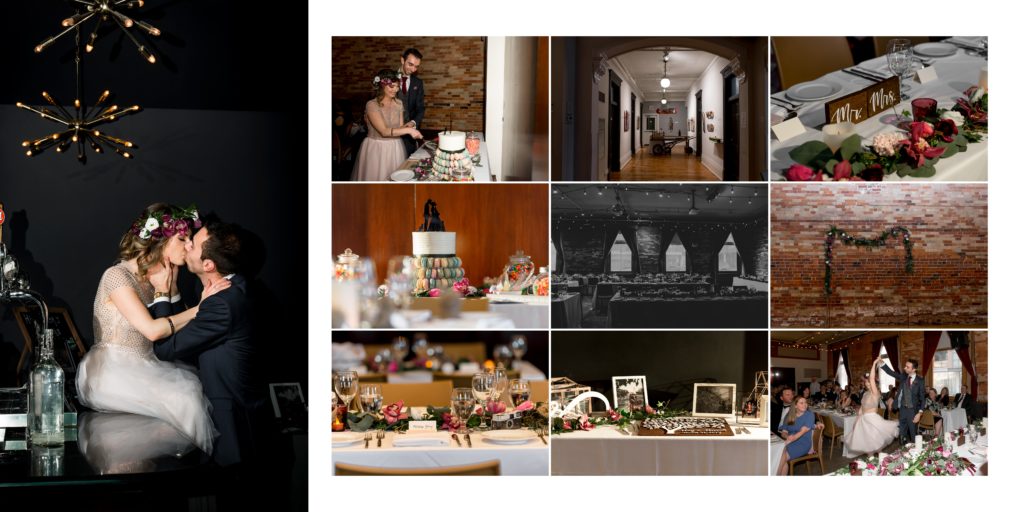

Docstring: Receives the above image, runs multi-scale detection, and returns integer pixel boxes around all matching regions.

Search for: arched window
[836,353,849,388]
[878,345,896,392]
[665,233,686,272]
[550,239,558,272]
[609,232,632,272]
[718,232,740,272]
[932,332,963,395]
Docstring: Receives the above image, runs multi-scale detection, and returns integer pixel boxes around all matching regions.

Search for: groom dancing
[397,48,425,156]
[879,357,926,444]
[151,221,262,468]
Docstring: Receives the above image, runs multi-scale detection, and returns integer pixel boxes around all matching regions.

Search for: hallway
[611,147,719,181]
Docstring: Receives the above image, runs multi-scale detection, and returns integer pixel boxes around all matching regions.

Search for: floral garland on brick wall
[824,226,913,295]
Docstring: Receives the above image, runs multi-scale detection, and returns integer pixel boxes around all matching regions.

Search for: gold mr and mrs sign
[825,76,900,124]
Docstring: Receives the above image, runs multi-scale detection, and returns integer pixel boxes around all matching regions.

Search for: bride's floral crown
[129,205,202,241]
[372,69,401,89]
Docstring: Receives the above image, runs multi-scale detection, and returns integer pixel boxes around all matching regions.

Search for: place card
[825,76,900,124]
[771,116,806,142]
[915,66,938,84]
[408,420,437,432]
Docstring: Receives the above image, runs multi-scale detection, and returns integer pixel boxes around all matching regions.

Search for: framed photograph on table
[14,306,86,379]
[692,383,736,418]
[611,375,647,410]
[270,382,307,425]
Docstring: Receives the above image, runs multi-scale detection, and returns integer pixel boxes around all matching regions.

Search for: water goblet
[333,371,358,411]
[510,379,531,407]
[886,38,913,93]
[360,383,383,414]
[451,387,476,435]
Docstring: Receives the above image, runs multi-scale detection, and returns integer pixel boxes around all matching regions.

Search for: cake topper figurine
[418,199,445,232]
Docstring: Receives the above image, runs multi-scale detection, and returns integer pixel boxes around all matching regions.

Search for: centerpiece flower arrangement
[784,87,987,181]
[413,277,487,298]
[833,438,976,476]
[551,401,689,434]
[345,400,548,432]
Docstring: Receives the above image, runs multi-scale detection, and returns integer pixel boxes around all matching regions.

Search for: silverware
[376,429,384,448]
[842,68,882,82]
[452,433,462,447]
[537,430,548,445]
[464,433,472,448]
[364,432,372,449]
[771,96,800,108]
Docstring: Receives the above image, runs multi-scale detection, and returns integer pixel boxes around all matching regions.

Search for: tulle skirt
[77,411,197,474]
[353,136,407,181]
[76,344,216,454]
[845,411,899,456]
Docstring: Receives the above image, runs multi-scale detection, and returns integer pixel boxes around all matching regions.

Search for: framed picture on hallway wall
[623,110,629,132]
[645,117,656,131]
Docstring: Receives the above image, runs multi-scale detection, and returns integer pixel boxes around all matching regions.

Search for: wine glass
[492,344,513,369]
[510,379,531,406]
[886,38,913,93]
[412,333,429,359]
[510,335,527,363]
[333,371,358,411]
[391,336,409,367]
[387,256,416,309]
[360,384,383,414]
[451,388,475,435]
[471,371,495,428]
[493,364,509,400]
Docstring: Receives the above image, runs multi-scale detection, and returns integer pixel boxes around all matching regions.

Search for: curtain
[920,331,942,377]
[707,227,733,286]
[659,227,677,272]
[951,331,978,397]
[552,228,566,274]
[871,340,882,360]
[840,348,851,387]
[602,227,620,273]
[834,350,843,382]
[882,336,900,371]
[730,224,762,276]
[621,226,641,274]
[680,226,731,278]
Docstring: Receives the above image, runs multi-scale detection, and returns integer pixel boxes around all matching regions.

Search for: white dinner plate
[390,169,415,182]
[332,432,365,446]
[480,430,536,445]
[914,42,957,58]
[785,80,843,102]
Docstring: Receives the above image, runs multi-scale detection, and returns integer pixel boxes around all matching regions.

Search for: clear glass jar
[28,329,64,446]
[334,248,360,280]
[531,266,550,296]
[503,250,535,291]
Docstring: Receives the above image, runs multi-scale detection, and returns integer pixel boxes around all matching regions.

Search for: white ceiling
[552,184,767,223]
[613,48,719,102]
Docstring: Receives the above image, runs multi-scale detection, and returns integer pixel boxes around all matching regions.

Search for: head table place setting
[771,37,987,182]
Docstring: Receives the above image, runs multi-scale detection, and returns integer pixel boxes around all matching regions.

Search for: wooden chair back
[773,37,854,90]
[380,381,454,407]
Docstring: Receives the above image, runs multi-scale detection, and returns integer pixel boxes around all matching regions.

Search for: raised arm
[878,358,900,380]
[869,360,880,396]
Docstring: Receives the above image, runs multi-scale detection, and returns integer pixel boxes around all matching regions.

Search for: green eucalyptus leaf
[347,414,376,432]
[789,140,833,167]
[839,134,864,161]
[940,143,959,159]
[851,162,866,175]
[910,165,936,178]
[825,159,839,173]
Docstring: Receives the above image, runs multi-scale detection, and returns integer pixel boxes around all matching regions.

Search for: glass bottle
[28,328,65,446]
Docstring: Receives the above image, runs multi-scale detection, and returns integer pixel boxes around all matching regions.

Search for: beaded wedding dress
[844,390,899,456]
[76,262,216,454]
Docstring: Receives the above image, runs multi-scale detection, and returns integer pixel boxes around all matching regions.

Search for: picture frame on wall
[692,383,736,418]
[611,375,648,409]
[645,117,656,131]
[14,306,87,379]
[623,110,629,132]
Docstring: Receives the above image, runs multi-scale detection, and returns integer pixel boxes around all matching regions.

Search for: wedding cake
[413,199,466,292]
[430,131,473,181]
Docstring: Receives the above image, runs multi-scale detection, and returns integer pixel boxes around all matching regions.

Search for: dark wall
[0,2,307,388]
[552,331,767,409]
[332,331,548,372]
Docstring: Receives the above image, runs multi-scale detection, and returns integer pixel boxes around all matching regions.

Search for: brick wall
[771,184,987,327]
[332,37,485,132]
[560,227,607,274]
[635,226,661,272]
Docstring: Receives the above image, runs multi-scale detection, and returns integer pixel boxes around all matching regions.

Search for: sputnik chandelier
[35,0,161,64]
[17,1,157,161]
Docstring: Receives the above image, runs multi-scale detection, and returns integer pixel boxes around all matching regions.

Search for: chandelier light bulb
[660,77,670,88]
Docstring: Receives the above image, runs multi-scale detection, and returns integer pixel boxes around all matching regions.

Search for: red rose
[785,164,815,181]
[934,118,958,143]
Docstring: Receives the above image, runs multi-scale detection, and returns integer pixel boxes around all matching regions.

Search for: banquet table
[395,138,493,182]
[551,425,769,475]
[941,408,969,432]
[592,281,711,315]
[394,303,547,329]
[551,293,583,328]
[771,37,987,181]
[607,294,767,328]
[770,433,785,474]
[812,408,858,457]
[827,433,987,476]
[332,430,547,475]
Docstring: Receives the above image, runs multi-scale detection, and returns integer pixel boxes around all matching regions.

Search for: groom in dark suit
[397,48,425,156]
[880,357,927,444]
[151,221,262,468]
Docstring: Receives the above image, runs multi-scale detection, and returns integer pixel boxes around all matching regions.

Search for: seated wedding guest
[837,390,852,409]
[776,396,817,475]
[924,388,945,437]
[809,377,821,399]
[823,382,838,402]
[939,387,951,407]
[801,386,812,401]
[954,385,974,419]
[771,387,795,436]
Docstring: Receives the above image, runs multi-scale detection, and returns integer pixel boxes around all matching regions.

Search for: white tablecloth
[394,304,546,329]
[813,408,857,457]
[771,38,987,181]
[488,302,549,328]
[952,433,987,474]
[551,425,768,475]
[941,408,969,432]
[333,430,547,475]
[402,138,493,182]
[770,434,785,474]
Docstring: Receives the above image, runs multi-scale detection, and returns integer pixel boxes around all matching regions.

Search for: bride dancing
[844,356,899,457]
[76,203,231,454]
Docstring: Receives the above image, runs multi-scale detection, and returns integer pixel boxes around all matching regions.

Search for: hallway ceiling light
[659,50,671,88]
[661,88,667,105]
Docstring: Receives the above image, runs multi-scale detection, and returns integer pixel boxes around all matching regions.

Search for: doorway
[608,70,621,173]
[695,89,703,159]
[723,72,740,180]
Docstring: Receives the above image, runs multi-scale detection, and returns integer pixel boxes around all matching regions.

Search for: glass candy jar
[334,248,360,280]
[503,250,535,291]
[531,266,550,296]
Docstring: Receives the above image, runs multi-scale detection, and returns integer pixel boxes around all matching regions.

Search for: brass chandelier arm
[35,11,97,53]
[15,103,70,126]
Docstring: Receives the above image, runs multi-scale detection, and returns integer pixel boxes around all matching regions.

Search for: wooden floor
[610,146,720,181]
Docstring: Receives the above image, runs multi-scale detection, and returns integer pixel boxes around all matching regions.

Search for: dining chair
[335,459,501,476]
[918,410,936,439]
[772,37,855,91]
[821,414,844,460]
[788,427,824,475]
[528,379,549,404]
[871,37,932,59]
[380,381,454,407]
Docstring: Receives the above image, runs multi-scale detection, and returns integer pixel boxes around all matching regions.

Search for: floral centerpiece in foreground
[834,438,976,476]
[784,87,987,181]
[551,401,689,434]
[345,400,547,432]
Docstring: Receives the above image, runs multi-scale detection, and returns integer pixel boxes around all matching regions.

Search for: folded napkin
[332,432,365,444]
[392,433,451,448]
